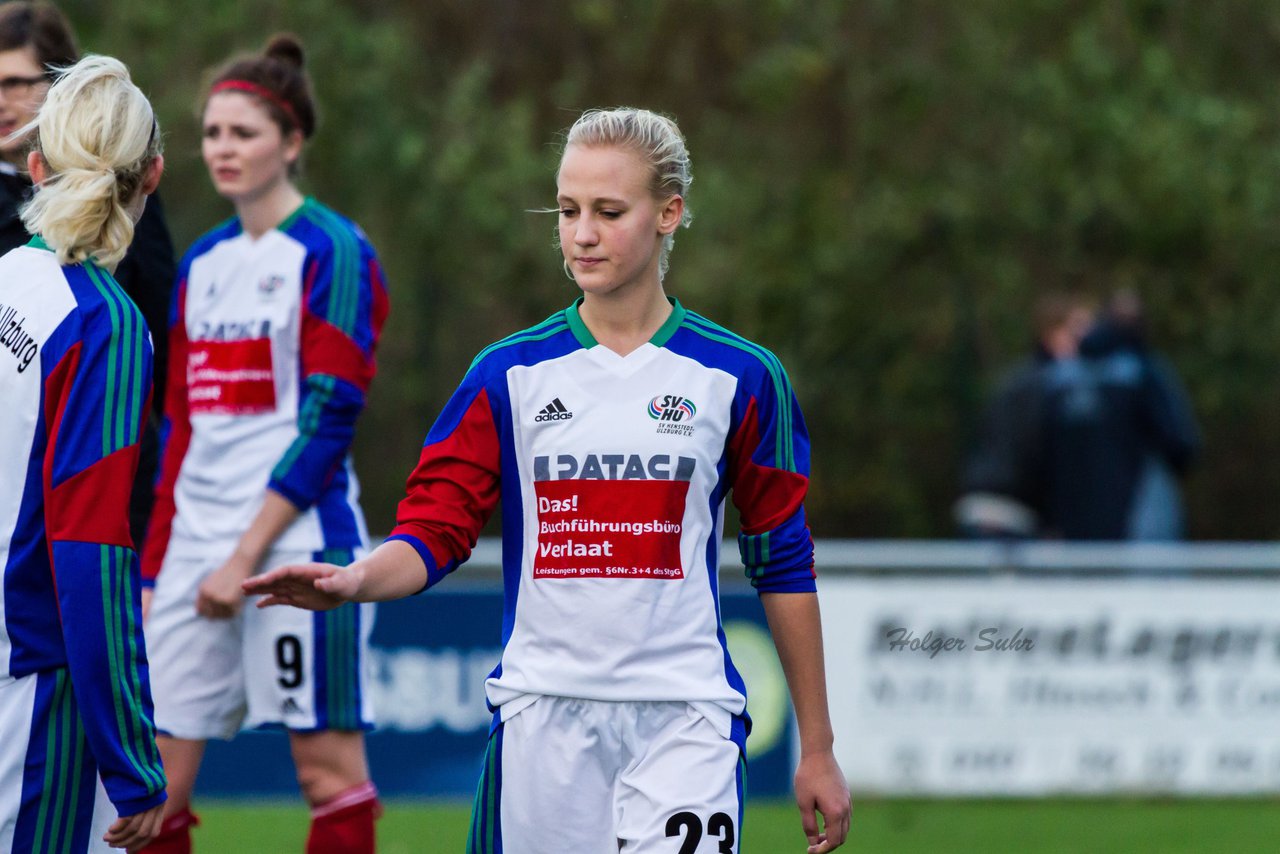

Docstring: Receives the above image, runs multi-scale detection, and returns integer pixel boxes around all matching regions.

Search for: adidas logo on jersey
[534,398,573,422]
[281,697,302,715]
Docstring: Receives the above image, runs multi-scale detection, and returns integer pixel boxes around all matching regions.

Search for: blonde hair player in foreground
[0,54,166,852]
[246,106,851,854]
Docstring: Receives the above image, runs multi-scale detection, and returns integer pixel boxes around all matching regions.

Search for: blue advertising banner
[198,579,795,798]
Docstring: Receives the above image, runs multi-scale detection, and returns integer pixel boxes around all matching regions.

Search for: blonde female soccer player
[0,54,166,852]
[247,107,850,854]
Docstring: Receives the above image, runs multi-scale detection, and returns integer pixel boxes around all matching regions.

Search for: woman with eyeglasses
[138,34,387,853]
[0,1,177,551]
[0,2,75,252]
[0,52,167,853]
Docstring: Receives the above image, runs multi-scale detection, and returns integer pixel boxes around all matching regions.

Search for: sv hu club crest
[258,274,286,296]
[648,395,696,423]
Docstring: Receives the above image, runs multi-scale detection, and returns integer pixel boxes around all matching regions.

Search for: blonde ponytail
[18,54,161,267]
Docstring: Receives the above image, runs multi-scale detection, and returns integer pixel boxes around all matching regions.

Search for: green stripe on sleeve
[683,314,797,472]
[273,375,336,483]
[119,547,164,779]
[85,263,147,454]
[469,314,571,371]
[89,268,121,456]
[113,270,134,449]
[302,201,362,335]
[102,546,165,791]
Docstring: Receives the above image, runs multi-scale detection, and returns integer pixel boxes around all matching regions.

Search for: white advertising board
[823,577,1280,794]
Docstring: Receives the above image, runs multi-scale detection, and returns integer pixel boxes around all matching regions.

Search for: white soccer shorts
[468,696,744,853]
[144,549,375,740]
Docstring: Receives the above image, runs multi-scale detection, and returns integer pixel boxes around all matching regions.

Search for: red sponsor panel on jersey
[186,338,277,414]
[533,479,688,579]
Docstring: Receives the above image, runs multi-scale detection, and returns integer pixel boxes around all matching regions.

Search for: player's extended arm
[243,538,428,610]
[760,591,851,854]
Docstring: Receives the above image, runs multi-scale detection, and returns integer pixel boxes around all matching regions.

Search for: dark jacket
[1037,324,1200,539]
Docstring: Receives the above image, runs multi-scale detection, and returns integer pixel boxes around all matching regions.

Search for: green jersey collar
[565,296,687,349]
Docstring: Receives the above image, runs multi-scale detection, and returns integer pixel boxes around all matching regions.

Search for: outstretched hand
[104,801,164,851]
[795,749,851,852]
[241,562,359,610]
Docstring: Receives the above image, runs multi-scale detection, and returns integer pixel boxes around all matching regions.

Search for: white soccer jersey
[143,198,388,580]
[387,299,816,747]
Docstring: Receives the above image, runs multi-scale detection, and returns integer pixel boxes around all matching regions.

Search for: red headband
[210,79,301,130]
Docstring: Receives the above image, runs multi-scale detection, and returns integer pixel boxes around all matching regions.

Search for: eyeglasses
[0,74,50,96]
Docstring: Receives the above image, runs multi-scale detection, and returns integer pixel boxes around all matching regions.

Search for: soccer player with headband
[139,34,388,854]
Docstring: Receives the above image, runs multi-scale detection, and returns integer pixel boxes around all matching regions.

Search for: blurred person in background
[1077,287,1200,539]
[958,289,1200,541]
[0,54,166,852]
[0,0,176,547]
[245,106,850,853]
[956,292,1094,538]
[139,34,388,854]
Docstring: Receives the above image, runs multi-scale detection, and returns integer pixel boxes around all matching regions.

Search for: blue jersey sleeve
[726,354,817,594]
[269,220,389,509]
[43,267,166,814]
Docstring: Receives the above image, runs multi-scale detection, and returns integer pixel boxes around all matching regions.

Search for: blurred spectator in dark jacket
[958,288,1201,541]
[1074,288,1200,539]
[955,292,1095,538]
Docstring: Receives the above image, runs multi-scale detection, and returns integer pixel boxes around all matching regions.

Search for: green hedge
[65,0,1280,538]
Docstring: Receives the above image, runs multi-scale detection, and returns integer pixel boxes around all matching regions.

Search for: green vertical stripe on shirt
[102,546,164,791]
[86,263,146,455]
[118,547,164,782]
[470,314,571,371]
[273,375,337,483]
[683,314,796,472]
[301,201,362,336]
[88,266,121,456]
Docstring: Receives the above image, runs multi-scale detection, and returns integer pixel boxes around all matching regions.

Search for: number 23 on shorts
[666,811,736,854]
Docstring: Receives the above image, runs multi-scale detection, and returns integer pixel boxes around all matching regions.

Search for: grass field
[194,797,1280,852]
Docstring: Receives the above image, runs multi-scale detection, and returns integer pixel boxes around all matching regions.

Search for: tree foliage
[60,0,1280,538]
